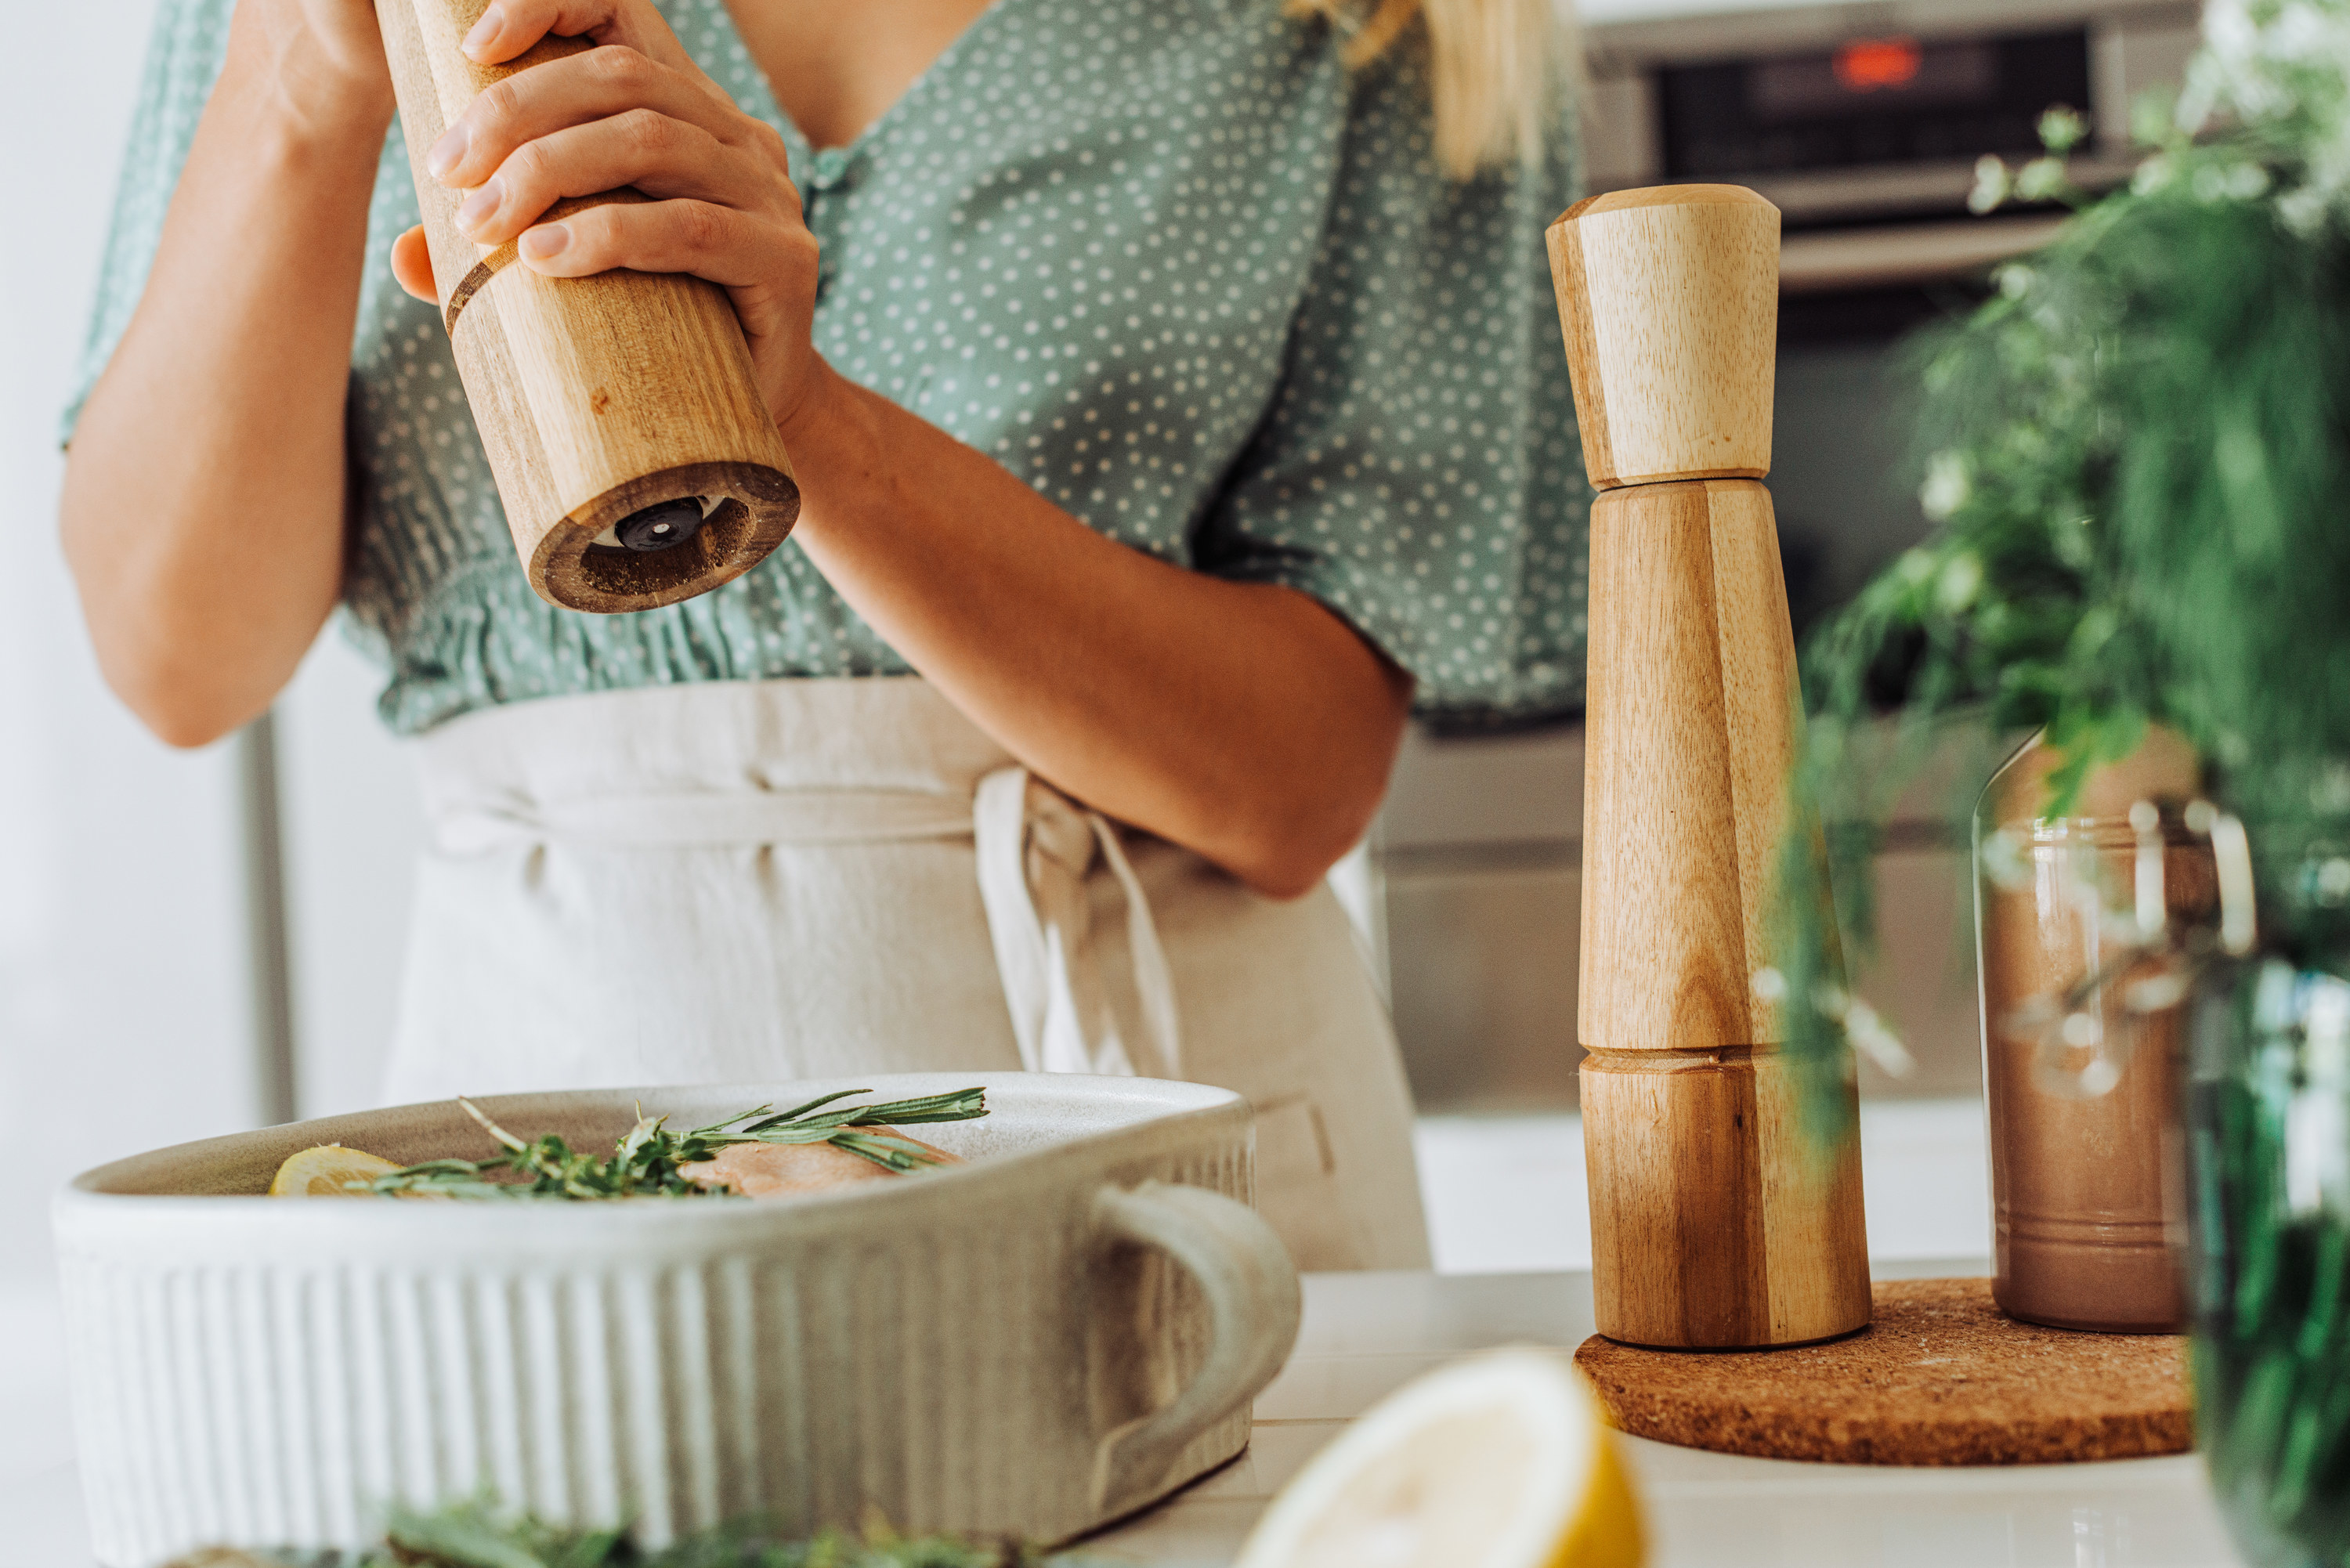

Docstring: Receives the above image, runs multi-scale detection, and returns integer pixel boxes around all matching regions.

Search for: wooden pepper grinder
[1546,186,1871,1349]
[377,0,800,613]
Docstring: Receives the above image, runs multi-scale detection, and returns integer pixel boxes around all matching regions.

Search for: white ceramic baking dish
[53,1072,1300,1568]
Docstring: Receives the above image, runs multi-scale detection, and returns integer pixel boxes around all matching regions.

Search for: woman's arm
[780,370,1413,900]
[410,0,1410,896]
[60,0,393,748]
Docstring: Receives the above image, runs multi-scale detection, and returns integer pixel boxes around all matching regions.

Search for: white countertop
[1090,1269,2246,1568]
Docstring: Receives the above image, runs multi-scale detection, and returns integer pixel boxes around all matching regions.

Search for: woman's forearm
[60,10,392,748]
[779,362,1412,898]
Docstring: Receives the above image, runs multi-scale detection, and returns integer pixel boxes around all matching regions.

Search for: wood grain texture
[1578,481,1796,1051]
[1575,1278,2193,1465]
[1551,184,1866,1351]
[378,0,798,613]
[1581,1046,1866,1347]
[1546,185,1778,490]
[1752,1049,1870,1342]
[1574,481,1867,1349]
[1580,1047,1768,1346]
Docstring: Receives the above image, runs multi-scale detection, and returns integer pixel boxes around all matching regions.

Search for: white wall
[0,13,420,1546]
[0,0,269,1283]
[279,636,423,1118]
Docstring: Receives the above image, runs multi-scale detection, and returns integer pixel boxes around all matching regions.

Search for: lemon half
[1235,1348,1643,1568]
[268,1144,400,1198]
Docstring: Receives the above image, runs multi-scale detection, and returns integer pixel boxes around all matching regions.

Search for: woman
[61,0,1589,1269]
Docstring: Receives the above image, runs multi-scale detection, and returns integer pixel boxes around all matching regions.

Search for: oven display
[1658,29,2092,181]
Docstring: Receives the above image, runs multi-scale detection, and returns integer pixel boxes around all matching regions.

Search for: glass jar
[1977,728,2211,1331]
[2191,942,2350,1566]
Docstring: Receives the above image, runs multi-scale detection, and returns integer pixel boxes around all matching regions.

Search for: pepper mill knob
[1546,185,1870,1350]
[1546,185,1779,490]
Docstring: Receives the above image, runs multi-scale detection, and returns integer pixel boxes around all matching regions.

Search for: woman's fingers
[457,0,691,73]
[427,45,741,190]
[390,225,436,302]
[516,197,811,294]
[407,0,822,421]
[452,111,766,245]
[517,197,822,416]
[507,195,821,422]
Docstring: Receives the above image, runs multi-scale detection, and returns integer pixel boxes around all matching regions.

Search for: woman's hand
[388,0,823,427]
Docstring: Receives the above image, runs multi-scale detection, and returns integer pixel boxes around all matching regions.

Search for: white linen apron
[385,677,1430,1271]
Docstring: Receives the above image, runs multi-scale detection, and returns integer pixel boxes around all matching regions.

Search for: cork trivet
[1574,1277,2193,1465]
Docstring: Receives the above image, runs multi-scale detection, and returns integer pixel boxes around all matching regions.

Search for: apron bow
[974,768,1183,1081]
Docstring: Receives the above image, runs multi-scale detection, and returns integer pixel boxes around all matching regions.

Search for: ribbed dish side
[63,1136,1259,1566]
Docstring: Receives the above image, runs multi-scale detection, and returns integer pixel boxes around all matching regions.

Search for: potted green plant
[1777,2,2350,1555]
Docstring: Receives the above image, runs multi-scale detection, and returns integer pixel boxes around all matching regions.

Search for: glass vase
[2190,946,2350,1567]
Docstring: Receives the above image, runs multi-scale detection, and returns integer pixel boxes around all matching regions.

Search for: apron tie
[974,768,1183,1081]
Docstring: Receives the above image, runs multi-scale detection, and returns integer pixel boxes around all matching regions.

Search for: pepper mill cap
[1546,184,1781,491]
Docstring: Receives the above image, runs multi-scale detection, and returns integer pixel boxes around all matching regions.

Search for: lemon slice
[269,1144,400,1198]
[1235,1348,1643,1568]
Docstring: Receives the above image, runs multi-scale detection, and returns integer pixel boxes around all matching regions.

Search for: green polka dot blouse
[69,0,1593,735]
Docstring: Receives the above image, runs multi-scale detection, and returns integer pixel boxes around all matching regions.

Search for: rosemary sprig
[361,1089,987,1201]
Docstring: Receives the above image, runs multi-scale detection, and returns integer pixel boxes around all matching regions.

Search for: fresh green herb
[361,1089,988,1201]
[1777,0,2350,1140]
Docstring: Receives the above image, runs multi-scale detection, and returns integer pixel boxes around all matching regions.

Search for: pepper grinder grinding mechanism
[1547,186,1871,1348]
[377,0,800,613]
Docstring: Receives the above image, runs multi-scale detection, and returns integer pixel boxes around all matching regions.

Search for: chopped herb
[361,1089,988,1201]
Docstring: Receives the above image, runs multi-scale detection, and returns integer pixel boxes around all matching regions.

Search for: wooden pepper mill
[378,0,800,613]
[1547,186,1871,1349]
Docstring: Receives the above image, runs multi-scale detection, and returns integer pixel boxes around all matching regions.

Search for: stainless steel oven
[1377,0,2203,1115]
[1591,0,2200,625]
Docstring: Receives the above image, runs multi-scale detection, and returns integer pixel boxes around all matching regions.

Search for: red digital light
[1835,37,1924,93]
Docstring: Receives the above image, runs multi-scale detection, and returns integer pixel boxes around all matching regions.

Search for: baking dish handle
[1087,1180,1303,1518]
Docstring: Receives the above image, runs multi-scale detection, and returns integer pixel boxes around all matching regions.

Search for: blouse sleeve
[1192,42,1592,727]
[60,0,238,446]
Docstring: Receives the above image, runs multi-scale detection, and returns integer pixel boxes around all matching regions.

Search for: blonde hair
[1287,0,1576,178]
